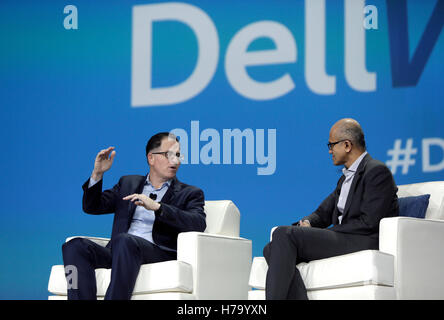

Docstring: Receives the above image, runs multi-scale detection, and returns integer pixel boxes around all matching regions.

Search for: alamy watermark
[65,265,78,290]
[170,121,276,176]
[363,4,378,30]
[63,5,78,30]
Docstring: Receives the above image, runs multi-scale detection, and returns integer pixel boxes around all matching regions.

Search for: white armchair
[248,181,444,300]
[48,200,252,300]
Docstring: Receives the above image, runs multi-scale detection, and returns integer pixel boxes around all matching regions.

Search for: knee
[62,237,88,260]
[263,226,291,260]
[111,233,138,252]
[262,226,288,259]
[62,237,85,252]
[263,242,270,260]
[271,226,290,243]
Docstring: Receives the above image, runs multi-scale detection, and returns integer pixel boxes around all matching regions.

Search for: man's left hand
[123,194,161,211]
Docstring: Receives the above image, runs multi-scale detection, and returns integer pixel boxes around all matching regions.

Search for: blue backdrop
[0,0,443,299]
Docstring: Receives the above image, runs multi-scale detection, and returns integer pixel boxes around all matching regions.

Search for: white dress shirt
[337,151,367,224]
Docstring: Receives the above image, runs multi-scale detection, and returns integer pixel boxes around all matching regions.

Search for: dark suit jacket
[298,154,398,239]
[82,175,206,250]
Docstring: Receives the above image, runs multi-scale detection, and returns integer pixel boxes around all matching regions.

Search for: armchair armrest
[65,236,110,247]
[270,226,278,241]
[379,217,444,299]
[177,232,252,300]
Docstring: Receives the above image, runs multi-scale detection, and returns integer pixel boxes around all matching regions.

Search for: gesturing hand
[92,147,116,181]
[123,193,161,211]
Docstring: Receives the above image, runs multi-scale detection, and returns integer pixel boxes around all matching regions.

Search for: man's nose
[169,157,180,165]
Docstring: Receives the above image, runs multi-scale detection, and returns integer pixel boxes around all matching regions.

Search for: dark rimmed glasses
[327,139,350,150]
[151,151,185,161]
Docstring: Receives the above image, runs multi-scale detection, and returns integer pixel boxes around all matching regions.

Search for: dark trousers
[263,226,378,300]
[62,233,176,300]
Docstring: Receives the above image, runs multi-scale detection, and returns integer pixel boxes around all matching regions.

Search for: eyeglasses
[327,139,349,150]
[151,151,185,161]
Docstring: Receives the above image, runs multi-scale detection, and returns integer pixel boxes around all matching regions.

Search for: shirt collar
[146,174,172,190]
[343,151,368,175]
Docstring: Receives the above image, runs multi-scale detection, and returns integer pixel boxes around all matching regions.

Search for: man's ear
[344,140,353,152]
[147,153,153,166]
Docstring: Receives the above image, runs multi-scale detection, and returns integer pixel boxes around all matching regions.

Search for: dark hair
[145,132,179,155]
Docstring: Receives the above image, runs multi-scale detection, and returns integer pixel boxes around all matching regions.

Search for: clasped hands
[123,194,161,211]
[298,220,311,227]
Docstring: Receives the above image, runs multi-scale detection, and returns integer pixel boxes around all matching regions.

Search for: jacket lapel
[342,153,371,219]
[127,175,180,229]
[332,175,345,225]
[335,175,345,208]
[127,174,149,225]
[161,177,180,204]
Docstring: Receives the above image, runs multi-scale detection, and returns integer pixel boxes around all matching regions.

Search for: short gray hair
[337,121,366,150]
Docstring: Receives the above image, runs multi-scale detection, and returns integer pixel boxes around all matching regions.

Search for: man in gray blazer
[263,118,398,300]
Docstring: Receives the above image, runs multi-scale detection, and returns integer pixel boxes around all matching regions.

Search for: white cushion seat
[49,260,193,296]
[249,250,393,291]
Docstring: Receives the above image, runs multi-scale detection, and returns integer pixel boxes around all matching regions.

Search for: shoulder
[362,155,393,178]
[366,157,387,169]
[173,178,204,196]
[366,156,389,170]
[119,174,146,181]
[117,175,146,187]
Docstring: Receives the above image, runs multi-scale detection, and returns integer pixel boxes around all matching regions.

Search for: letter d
[132,3,219,107]
[423,138,444,172]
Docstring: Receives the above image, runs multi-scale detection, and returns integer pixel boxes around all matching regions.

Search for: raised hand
[91,147,116,181]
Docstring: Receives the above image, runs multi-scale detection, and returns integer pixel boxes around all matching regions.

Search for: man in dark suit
[263,118,398,300]
[62,132,206,300]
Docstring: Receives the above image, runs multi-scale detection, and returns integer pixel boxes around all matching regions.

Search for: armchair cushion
[398,194,430,218]
[397,181,444,219]
[249,250,394,291]
[48,260,193,296]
